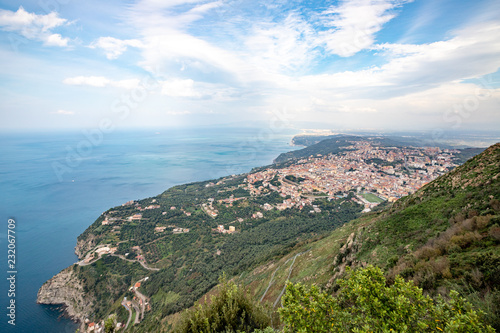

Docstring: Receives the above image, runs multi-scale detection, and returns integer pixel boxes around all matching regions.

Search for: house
[95,247,111,255]
[252,212,264,219]
[172,228,190,234]
[128,214,142,221]
[263,203,273,211]
[135,282,141,289]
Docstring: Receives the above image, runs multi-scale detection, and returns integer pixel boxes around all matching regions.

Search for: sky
[0,0,499,132]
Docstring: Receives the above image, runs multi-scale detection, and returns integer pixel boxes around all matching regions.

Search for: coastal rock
[75,233,97,259]
[37,265,94,325]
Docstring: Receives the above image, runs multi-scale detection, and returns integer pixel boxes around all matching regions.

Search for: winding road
[77,244,156,329]
[76,245,159,271]
[121,298,133,329]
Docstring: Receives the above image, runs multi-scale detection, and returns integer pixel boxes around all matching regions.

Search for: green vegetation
[280,266,494,332]
[230,143,500,331]
[64,140,499,331]
[74,256,149,320]
[172,266,495,332]
[284,175,305,183]
[360,192,384,203]
[175,276,271,333]
[74,167,362,330]
[275,136,354,163]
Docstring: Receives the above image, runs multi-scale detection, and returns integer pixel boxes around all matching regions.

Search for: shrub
[386,255,399,268]
[489,225,500,241]
[451,231,482,248]
[446,242,461,254]
[415,246,440,260]
[475,216,491,229]
[490,199,500,212]
[175,275,271,333]
[279,266,494,332]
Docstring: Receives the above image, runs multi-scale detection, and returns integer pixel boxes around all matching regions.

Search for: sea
[0,127,299,333]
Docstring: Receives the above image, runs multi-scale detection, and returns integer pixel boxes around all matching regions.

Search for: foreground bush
[175,276,271,333]
[279,266,495,332]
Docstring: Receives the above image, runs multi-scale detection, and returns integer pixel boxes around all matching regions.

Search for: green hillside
[228,142,500,331]
[277,134,484,164]
[40,140,498,332]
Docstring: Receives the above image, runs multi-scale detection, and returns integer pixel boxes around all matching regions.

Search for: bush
[489,225,500,241]
[175,275,271,333]
[279,266,494,332]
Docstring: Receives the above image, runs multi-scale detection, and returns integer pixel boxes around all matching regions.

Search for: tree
[104,314,116,333]
[279,265,495,332]
[175,275,271,333]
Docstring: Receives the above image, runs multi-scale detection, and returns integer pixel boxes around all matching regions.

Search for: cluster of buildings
[121,199,160,211]
[82,245,118,264]
[215,225,236,234]
[101,141,460,238]
[243,141,458,211]
[202,198,219,217]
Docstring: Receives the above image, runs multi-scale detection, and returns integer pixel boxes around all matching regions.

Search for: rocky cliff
[37,265,94,324]
[75,233,97,259]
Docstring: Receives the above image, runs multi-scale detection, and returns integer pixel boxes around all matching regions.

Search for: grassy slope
[183,143,500,330]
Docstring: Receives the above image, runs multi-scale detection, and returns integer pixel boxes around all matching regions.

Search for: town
[78,140,465,332]
[244,140,459,213]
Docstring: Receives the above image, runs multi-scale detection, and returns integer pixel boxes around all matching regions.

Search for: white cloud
[159,78,239,100]
[40,0,500,130]
[63,76,110,87]
[63,76,140,89]
[160,79,200,97]
[89,37,143,60]
[45,33,69,47]
[51,109,75,115]
[134,0,206,10]
[167,110,192,115]
[375,22,500,87]
[0,6,70,47]
[271,20,500,103]
[244,14,318,73]
[138,30,252,81]
[319,0,407,57]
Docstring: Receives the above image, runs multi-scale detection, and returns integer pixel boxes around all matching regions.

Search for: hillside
[37,138,496,332]
[277,134,485,164]
[229,142,500,330]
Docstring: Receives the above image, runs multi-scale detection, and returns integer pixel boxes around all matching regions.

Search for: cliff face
[37,266,94,323]
[75,233,97,259]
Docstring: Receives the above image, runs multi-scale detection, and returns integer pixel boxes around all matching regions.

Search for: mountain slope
[38,140,496,332]
[216,143,500,330]
[276,134,484,164]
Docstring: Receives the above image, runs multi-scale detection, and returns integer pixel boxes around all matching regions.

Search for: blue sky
[0,0,499,132]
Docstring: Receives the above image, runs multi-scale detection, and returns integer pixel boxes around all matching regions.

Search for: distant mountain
[290,133,458,148]
[275,134,485,164]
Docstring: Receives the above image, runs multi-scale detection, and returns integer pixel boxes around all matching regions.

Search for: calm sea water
[0,127,298,333]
